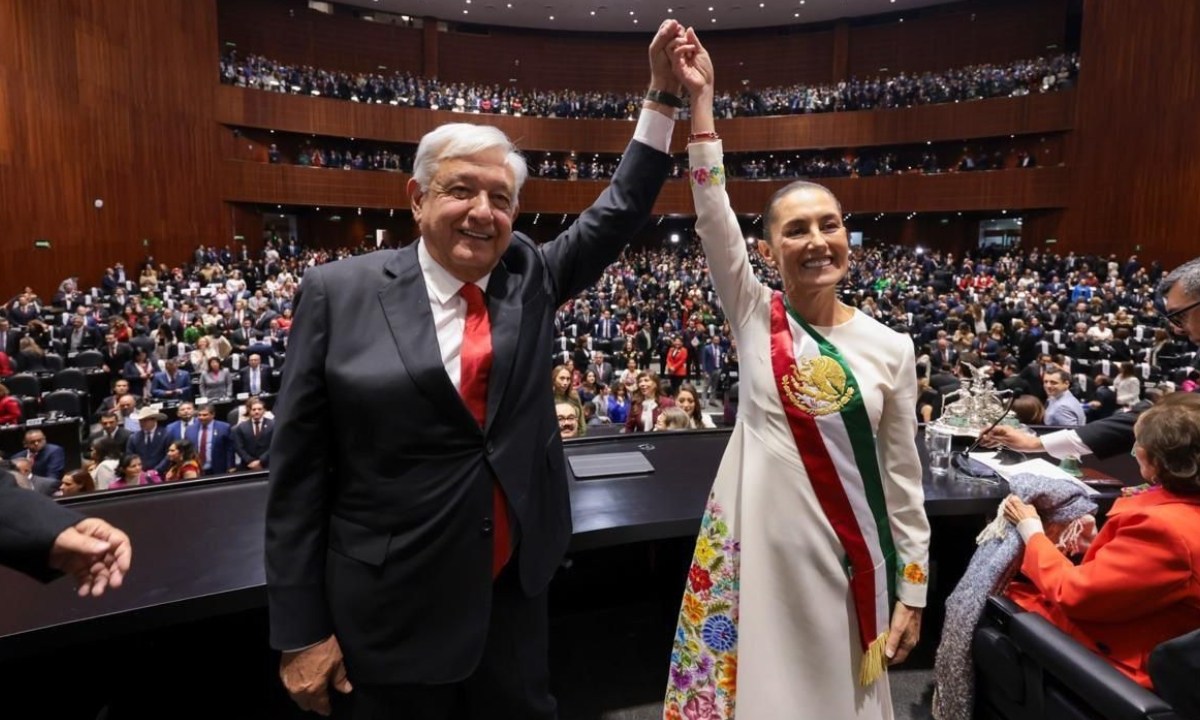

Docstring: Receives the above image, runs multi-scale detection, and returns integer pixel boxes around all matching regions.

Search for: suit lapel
[485,261,522,429]
[379,247,476,425]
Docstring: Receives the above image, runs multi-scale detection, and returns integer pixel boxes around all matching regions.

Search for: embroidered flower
[718,654,737,694]
[683,593,706,626]
[683,689,718,720]
[708,165,724,185]
[665,703,683,720]
[701,615,738,652]
[902,562,928,585]
[692,167,710,186]
[670,665,694,691]
[695,540,718,567]
[689,565,714,593]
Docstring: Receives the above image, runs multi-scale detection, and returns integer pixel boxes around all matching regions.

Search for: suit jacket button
[481,517,493,535]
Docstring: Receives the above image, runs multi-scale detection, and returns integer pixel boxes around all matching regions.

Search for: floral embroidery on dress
[665,492,740,720]
[690,165,725,188]
[901,562,928,585]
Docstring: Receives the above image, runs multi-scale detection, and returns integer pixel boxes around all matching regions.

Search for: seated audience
[1002,393,1200,688]
[674,383,716,429]
[57,469,96,496]
[555,400,581,439]
[0,384,22,425]
[1011,395,1045,425]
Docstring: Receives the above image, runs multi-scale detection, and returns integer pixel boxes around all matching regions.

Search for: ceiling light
[590,10,595,14]
[667,7,673,12]
[711,17,716,22]
[633,18,638,23]
[630,10,635,14]
[760,2,765,6]
[463,9,468,13]
[549,15,554,19]
[708,5,714,9]
[794,11,799,16]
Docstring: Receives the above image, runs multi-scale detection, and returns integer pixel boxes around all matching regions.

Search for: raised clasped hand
[649,19,685,93]
[668,26,715,96]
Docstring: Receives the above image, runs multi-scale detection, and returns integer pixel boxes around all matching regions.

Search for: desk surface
[0,427,1134,657]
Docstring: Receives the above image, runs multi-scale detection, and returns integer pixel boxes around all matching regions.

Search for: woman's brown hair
[1135,393,1200,495]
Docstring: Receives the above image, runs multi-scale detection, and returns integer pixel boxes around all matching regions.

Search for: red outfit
[0,395,21,425]
[666,346,689,378]
[0,351,13,377]
[1008,487,1200,688]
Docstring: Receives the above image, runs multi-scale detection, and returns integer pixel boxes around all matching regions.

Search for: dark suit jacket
[11,444,66,483]
[88,428,132,450]
[126,428,171,474]
[232,419,273,468]
[239,366,274,396]
[1150,628,1200,720]
[186,420,235,475]
[265,139,670,685]
[1075,402,1148,459]
[0,481,83,582]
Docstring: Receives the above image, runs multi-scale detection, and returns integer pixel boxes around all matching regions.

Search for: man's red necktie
[458,284,511,578]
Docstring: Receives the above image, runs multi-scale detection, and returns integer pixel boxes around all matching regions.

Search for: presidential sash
[769,292,897,686]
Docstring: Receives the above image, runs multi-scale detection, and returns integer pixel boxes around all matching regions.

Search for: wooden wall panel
[848,0,1069,77]
[217,0,423,75]
[216,85,1075,155]
[1059,0,1200,267]
[0,0,223,299]
[222,161,1069,218]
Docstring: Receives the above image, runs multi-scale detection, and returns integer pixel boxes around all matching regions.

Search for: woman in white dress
[663,30,930,720]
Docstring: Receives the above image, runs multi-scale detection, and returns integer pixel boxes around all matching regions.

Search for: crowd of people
[1,232,1195,500]
[220,49,1078,120]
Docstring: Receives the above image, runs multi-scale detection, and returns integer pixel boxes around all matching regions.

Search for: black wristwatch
[645,88,685,108]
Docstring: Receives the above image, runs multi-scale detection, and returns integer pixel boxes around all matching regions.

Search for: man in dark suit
[89,411,132,450]
[164,401,196,442]
[266,22,680,719]
[186,403,235,476]
[99,331,134,382]
[232,398,272,470]
[150,360,192,401]
[0,481,131,594]
[240,353,273,396]
[125,407,170,474]
[10,430,66,483]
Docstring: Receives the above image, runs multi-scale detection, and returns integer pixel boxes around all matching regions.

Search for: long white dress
[663,141,930,720]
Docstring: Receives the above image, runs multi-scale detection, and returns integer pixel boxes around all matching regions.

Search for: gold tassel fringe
[859,631,890,687]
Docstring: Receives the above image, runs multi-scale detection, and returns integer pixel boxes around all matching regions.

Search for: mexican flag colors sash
[769,292,897,686]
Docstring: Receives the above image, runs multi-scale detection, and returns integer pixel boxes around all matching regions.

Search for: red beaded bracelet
[688,131,720,142]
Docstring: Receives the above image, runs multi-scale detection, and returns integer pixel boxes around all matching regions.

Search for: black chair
[2,373,41,399]
[19,396,40,420]
[42,389,84,418]
[1150,629,1200,720]
[974,596,1180,720]
[52,368,89,392]
[43,353,65,372]
[74,349,105,369]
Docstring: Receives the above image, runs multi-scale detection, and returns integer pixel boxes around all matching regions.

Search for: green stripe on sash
[784,297,898,601]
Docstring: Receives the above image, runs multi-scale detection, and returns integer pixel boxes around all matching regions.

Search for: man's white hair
[411,123,528,198]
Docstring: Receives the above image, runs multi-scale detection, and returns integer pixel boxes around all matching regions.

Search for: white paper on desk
[968,452,1100,496]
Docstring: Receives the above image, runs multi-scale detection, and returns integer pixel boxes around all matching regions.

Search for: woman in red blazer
[0,383,21,425]
[625,370,674,433]
[1003,392,1200,688]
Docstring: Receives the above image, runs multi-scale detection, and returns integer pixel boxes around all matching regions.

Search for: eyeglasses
[556,415,577,424]
[1164,298,1200,329]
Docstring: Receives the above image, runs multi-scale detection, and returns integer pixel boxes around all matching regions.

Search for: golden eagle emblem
[781,355,855,416]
